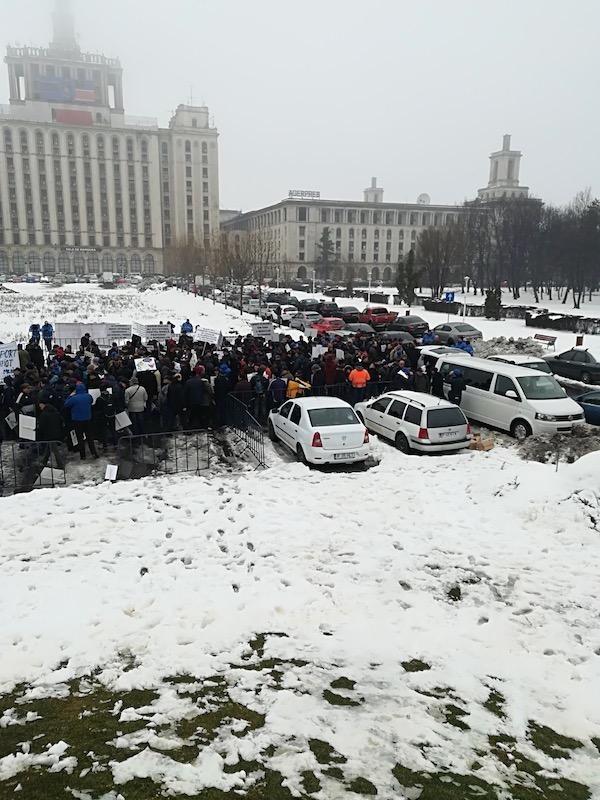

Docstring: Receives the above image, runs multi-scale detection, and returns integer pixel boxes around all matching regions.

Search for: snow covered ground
[1,445,600,797]
[2,282,600,797]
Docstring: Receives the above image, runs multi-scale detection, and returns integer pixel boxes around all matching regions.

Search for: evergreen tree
[316,227,335,281]
[395,249,421,305]
[484,287,502,319]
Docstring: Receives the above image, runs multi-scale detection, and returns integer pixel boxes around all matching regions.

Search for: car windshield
[306,313,321,319]
[370,308,387,314]
[427,407,467,428]
[517,375,565,400]
[307,407,359,426]
[526,361,552,374]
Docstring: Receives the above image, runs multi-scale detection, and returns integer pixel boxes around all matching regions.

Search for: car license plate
[439,431,458,439]
[334,452,356,460]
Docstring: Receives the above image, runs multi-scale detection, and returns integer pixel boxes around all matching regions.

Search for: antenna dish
[417,193,431,205]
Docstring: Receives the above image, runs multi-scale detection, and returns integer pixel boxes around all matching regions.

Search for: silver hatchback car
[289,311,323,331]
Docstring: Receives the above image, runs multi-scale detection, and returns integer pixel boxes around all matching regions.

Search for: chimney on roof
[502,134,511,151]
[364,177,384,204]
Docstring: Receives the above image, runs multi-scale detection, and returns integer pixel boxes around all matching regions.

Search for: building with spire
[0,0,219,276]
[478,134,529,201]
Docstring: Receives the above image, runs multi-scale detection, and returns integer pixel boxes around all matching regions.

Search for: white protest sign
[336,349,345,361]
[0,342,19,379]
[134,357,157,372]
[5,411,17,430]
[19,414,36,441]
[105,464,118,481]
[251,322,274,338]
[141,324,171,341]
[115,411,132,431]
[106,323,132,340]
[311,345,327,359]
[194,327,222,346]
[89,388,101,405]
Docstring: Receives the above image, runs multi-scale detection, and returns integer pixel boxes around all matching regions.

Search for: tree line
[413,190,600,309]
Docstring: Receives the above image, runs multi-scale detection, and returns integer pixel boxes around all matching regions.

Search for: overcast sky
[2,0,598,211]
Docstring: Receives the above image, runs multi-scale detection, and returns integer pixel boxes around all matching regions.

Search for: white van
[435,355,584,439]
[242,298,263,315]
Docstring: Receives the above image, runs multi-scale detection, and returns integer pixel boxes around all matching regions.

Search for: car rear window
[370,308,387,314]
[307,407,359,426]
[528,361,552,374]
[456,324,477,332]
[427,407,467,428]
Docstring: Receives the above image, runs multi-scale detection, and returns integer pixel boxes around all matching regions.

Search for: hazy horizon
[2,0,598,212]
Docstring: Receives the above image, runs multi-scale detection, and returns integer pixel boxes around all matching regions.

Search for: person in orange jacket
[348,363,370,404]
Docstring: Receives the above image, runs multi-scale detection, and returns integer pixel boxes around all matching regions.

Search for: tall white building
[0,0,219,276]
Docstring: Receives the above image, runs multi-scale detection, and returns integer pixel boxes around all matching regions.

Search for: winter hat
[219,363,231,376]
[194,365,205,376]
[129,376,139,386]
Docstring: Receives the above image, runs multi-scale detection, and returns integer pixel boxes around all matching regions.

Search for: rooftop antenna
[189,85,194,106]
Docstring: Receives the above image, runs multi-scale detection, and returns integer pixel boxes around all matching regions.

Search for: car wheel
[581,371,592,384]
[395,432,411,453]
[296,444,309,465]
[268,420,278,442]
[510,419,532,441]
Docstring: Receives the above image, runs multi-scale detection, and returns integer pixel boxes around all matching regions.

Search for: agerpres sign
[288,190,320,199]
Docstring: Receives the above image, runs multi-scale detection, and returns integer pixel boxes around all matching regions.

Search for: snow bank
[1,444,599,795]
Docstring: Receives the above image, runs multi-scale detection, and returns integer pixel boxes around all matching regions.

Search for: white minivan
[435,355,585,439]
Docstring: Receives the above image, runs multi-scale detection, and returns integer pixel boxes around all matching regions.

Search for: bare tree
[164,237,206,279]
[416,222,463,298]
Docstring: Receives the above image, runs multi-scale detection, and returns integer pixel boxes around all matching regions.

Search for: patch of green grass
[528,722,584,759]
[323,689,361,707]
[308,738,347,765]
[401,659,431,672]
[301,769,322,794]
[392,763,498,799]
[483,688,506,719]
[348,776,378,794]
[443,703,470,731]
[331,676,356,691]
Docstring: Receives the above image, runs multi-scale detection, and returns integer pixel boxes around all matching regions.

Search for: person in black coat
[448,369,466,405]
[167,374,185,428]
[183,373,206,429]
[213,372,231,428]
[430,368,445,398]
[36,400,66,470]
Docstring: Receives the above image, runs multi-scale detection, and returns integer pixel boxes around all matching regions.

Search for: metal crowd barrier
[224,395,266,468]
[116,429,211,479]
[0,440,67,495]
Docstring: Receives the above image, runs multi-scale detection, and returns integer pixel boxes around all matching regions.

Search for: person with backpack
[29,322,41,343]
[124,376,148,436]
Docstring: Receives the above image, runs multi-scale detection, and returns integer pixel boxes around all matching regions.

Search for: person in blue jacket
[181,319,193,335]
[421,329,435,345]
[64,382,98,460]
[41,321,54,352]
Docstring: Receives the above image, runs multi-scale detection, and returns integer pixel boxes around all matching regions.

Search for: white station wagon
[268,396,370,465]
[355,390,471,454]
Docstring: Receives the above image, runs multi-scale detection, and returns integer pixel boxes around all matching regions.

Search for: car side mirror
[272,408,279,414]
[505,390,518,400]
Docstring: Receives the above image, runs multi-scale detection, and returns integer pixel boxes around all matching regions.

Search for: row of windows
[0,250,156,274]
[3,127,152,162]
[245,206,459,230]
[296,265,395,282]
[298,251,406,263]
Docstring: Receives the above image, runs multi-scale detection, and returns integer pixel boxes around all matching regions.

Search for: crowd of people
[0,318,469,464]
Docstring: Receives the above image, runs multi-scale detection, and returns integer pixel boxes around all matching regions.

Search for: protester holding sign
[64,383,98,460]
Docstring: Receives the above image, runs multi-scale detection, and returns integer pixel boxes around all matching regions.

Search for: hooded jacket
[64,383,93,422]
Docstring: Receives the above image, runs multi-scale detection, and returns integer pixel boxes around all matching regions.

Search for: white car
[488,354,552,374]
[418,345,472,368]
[289,311,323,331]
[355,390,471,454]
[268,397,370,465]
[265,304,299,324]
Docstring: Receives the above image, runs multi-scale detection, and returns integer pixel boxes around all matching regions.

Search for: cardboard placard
[89,388,101,405]
[250,321,274,339]
[105,323,132,340]
[194,327,222,346]
[134,357,157,372]
[19,414,36,441]
[105,464,118,481]
[0,342,19,379]
[115,411,132,431]
[5,411,17,430]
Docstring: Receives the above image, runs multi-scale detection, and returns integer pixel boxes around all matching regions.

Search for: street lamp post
[367,268,372,304]
[462,275,470,322]
[312,268,316,296]
[276,265,280,289]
